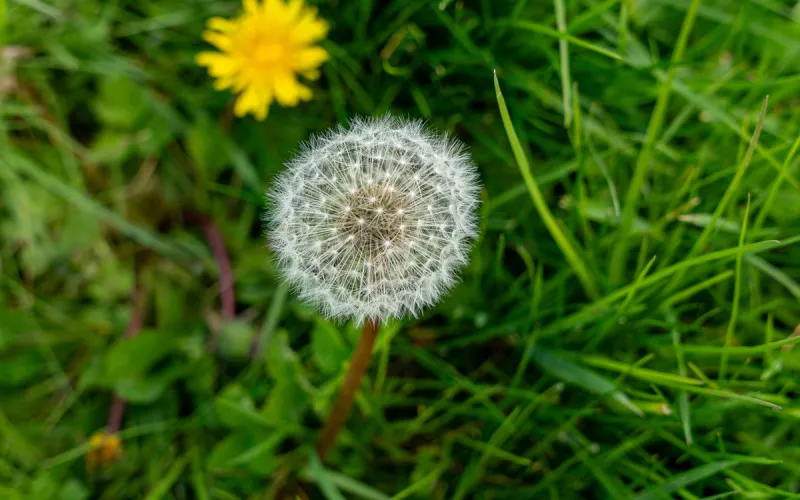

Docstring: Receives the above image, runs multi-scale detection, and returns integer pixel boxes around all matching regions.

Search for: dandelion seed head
[266,116,480,324]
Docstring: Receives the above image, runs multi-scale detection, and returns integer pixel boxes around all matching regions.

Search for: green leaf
[227,431,284,472]
[266,329,308,384]
[207,432,249,471]
[312,320,350,375]
[531,346,643,416]
[116,362,189,403]
[103,330,177,383]
[207,432,276,476]
[263,330,313,423]
[214,384,259,429]
[633,461,738,500]
[115,377,169,404]
[262,376,310,424]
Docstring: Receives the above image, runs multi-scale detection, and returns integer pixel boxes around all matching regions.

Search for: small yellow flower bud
[86,431,123,470]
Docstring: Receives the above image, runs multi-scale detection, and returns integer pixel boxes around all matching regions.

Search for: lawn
[2,0,800,498]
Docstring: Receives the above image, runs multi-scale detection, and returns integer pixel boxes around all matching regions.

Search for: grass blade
[303,454,393,500]
[511,21,621,60]
[0,0,5,45]
[747,255,800,301]
[753,132,800,230]
[190,446,210,500]
[553,0,572,127]
[675,386,779,410]
[531,346,643,416]
[144,455,189,500]
[307,453,347,500]
[576,353,703,387]
[633,461,738,500]
[608,0,702,285]
[617,255,656,317]
[494,71,600,300]
[664,309,693,445]
[663,96,768,297]
[675,334,800,356]
[453,407,521,500]
[720,195,751,381]
[659,270,734,309]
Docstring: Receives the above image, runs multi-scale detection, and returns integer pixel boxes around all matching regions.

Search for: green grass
[2,0,800,498]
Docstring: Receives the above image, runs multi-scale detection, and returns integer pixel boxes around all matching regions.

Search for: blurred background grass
[2,0,800,498]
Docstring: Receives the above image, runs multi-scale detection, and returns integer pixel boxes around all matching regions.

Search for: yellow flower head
[86,431,123,470]
[197,0,329,120]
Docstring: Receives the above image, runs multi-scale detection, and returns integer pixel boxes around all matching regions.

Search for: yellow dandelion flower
[86,431,123,469]
[196,0,329,120]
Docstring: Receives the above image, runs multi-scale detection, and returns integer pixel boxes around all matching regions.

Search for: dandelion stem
[106,398,126,435]
[199,217,236,322]
[316,319,379,461]
[185,211,236,353]
[107,278,146,433]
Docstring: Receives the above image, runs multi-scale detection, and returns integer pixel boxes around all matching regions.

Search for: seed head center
[335,183,412,258]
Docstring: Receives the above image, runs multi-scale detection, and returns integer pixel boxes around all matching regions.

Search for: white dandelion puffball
[266,116,481,324]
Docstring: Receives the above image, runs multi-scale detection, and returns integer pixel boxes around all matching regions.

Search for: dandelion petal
[273,72,300,106]
[293,47,329,71]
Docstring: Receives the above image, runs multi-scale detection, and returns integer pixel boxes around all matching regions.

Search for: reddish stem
[185,211,236,352]
[186,213,235,315]
[107,280,146,433]
[315,319,379,461]
[198,217,235,321]
[106,398,126,435]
